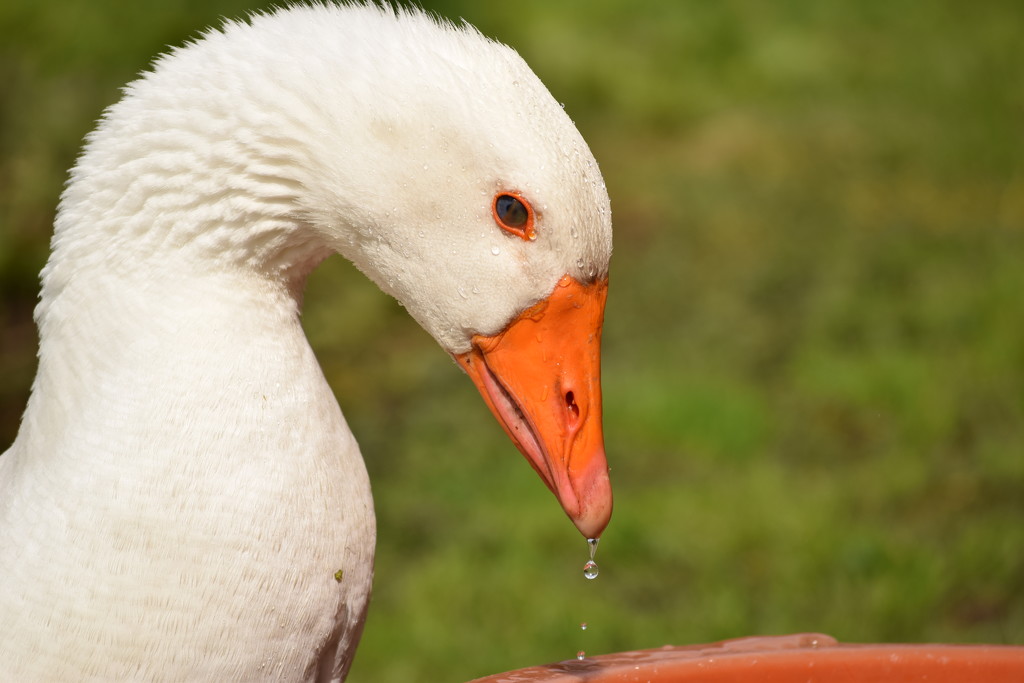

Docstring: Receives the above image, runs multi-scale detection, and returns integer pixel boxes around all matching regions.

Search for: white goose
[0,4,612,680]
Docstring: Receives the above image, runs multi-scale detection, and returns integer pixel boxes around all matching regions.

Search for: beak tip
[567,465,613,540]
[572,509,612,541]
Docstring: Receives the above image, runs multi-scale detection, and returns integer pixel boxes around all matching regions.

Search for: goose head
[52,6,613,538]
[300,15,616,540]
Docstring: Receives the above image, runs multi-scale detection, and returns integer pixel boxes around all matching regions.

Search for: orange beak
[454,275,612,539]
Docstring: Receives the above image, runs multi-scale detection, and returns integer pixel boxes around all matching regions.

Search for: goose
[0,3,613,681]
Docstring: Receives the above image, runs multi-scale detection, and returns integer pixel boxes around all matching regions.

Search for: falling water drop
[576,651,586,661]
[583,537,600,579]
[580,622,588,631]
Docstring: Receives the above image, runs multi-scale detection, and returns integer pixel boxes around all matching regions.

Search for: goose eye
[495,194,528,227]
[493,192,536,241]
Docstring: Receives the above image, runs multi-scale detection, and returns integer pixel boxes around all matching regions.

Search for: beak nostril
[565,390,580,422]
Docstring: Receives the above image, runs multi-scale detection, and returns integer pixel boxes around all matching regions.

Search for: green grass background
[2,0,1022,680]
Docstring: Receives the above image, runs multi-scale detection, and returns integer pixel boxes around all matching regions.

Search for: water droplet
[491,246,500,255]
[570,227,579,239]
[583,537,600,579]
[457,286,468,299]
[576,651,586,661]
[580,622,588,631]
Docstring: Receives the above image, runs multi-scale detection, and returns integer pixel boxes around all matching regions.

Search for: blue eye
[493,192,536,240]
[495,194,528,228]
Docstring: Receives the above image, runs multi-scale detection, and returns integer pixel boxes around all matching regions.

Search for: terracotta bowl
[469,633,1024,682]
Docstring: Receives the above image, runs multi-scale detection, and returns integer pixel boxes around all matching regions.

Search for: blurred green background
[2,0,1022,680]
